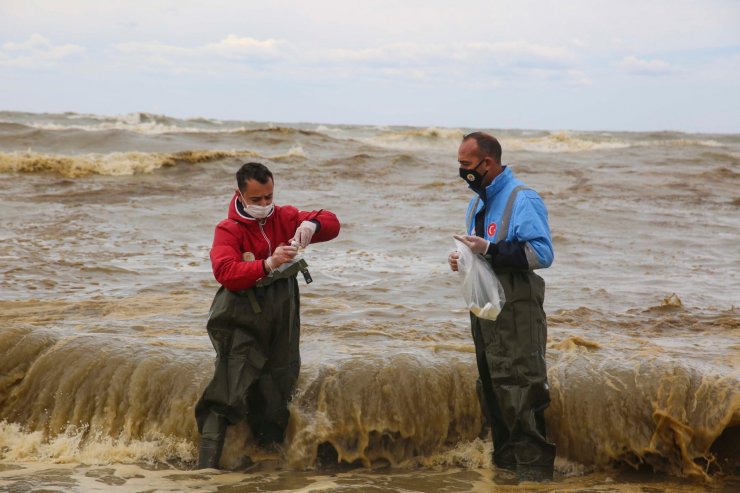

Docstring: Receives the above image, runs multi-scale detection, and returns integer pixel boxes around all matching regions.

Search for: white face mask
[241,195,274,219]
[244,203,274,218]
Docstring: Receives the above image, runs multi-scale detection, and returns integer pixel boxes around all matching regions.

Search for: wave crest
[0,150,260,178]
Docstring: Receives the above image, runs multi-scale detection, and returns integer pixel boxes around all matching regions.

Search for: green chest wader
[467,188,556,477]
[194,259,310,468]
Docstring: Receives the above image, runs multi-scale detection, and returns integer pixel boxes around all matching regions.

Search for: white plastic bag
[454,238,505,320]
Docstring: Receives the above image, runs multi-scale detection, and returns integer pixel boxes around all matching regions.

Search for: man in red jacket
[195,162,340,469]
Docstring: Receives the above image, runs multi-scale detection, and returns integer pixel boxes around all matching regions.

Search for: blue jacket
[465,166,553,270]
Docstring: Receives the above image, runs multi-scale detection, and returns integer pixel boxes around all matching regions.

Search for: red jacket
[210,193,340,291]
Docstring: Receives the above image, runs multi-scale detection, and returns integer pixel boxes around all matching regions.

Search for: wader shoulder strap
[246,289,262,314]
[465,196,481,236]
[493,185,531,244]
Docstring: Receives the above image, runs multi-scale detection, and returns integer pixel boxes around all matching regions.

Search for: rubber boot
[197,413,227,469]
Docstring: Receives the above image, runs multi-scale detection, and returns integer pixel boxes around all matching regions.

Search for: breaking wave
[0,111,335,139]
[0,149,261,177]
[360,127,733,153]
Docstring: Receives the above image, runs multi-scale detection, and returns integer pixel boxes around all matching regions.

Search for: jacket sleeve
[512,194,554,269]
[297,209,340,243]
[486,240,529,269]
[486,194,554,270]
[209,221,266,291]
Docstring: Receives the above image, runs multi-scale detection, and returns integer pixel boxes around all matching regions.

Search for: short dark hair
[236,162,273,191]
[463,132,502,163]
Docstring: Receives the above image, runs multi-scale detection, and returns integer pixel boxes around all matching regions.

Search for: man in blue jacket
[448,132,555,480]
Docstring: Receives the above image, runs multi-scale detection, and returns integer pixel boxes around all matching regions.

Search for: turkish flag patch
[487,223,497,237]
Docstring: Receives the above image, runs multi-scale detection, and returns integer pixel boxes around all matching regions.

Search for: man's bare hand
[453,234,490,255]
[448,251,459,272]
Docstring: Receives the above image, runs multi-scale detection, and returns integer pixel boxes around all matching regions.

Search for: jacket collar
[483,165,511,201]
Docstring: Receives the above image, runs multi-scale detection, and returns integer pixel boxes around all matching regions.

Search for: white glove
[293,220,317,248]
[453,234,490,255]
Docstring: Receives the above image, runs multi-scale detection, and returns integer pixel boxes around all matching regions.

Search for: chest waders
[194,259,308,469]
[468,189,555,480]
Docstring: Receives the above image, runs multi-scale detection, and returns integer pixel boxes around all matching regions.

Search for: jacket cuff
[309,218,321,233]
[486,241,498,257]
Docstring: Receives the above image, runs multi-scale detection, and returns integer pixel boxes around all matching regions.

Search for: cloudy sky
[1,0,738,132]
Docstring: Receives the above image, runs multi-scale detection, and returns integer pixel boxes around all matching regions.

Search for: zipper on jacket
[258,220,272,256]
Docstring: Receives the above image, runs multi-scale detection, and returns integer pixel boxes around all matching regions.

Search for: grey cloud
[115,36,292,62]
[0,34,86,68]
[617,56,676,76]
[327,41,578,69]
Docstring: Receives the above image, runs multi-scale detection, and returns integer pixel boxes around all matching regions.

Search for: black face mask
[459,158,486,191]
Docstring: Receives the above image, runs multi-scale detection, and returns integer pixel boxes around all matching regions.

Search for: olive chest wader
[194,259,311,469]
[468,187,556,480]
